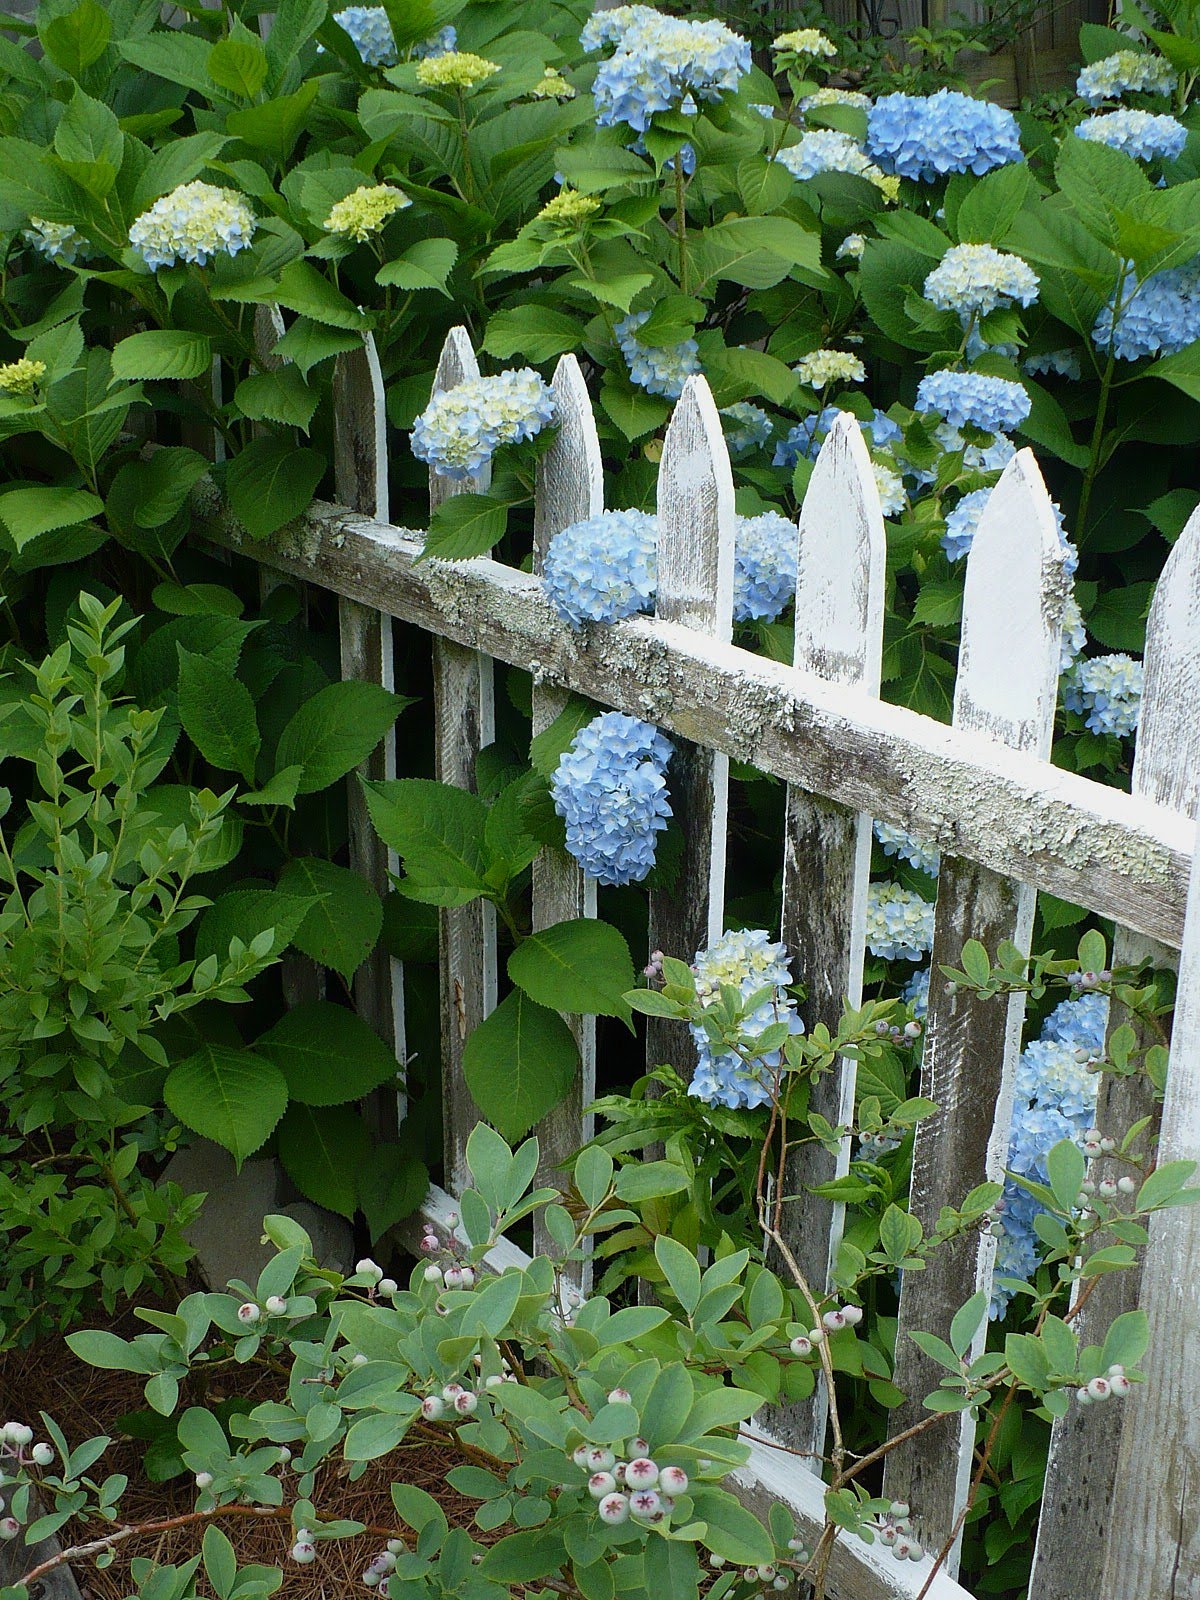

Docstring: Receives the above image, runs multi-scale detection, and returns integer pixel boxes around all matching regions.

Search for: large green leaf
[194,888,312,966]
[0,486,102,551]
[483,305,580,363]
[41,0,110,76]
[278,1102,370,1218]
[208,25,268,99]
[177,647,260,782]
[224,436,325,541]
[276,679,407,793]
[278,857,383,981]
[508,918,634,1023]
[267,259,368,329]
[359,1151,430,1242]
[112,330,213,383]
[420,493,510,561]
[462,989,578,1141]
[234,367,319,432]
[226,81,320,165]
[364,778,490,907]
[164,1045,288,1168]
[256,1000,400,1106]
[376,238,458,297]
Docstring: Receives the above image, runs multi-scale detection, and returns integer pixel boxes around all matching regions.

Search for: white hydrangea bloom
[794,348,866,388]
[129,182,256,269]
[923,244,1039,319]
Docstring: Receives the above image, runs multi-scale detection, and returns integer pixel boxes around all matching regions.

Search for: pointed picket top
[955,448,1066,756]
[656,373,736,640]
[534,354,603,565]
[334,332,388,524]
[254,304,287,369]
[430,326,488,510]
[794,410,886,690]
[1134,505,1200,815]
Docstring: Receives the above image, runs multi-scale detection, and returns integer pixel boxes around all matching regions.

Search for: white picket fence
[198,324,1200,1600]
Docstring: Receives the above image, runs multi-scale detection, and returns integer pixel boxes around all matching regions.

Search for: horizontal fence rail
[193,325,1200,1600]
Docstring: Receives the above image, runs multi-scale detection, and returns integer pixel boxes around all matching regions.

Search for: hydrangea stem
[674,160,690,297]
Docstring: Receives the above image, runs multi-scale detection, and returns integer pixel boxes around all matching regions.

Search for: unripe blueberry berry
[378,1581,390,1599]
[1118,1176,1137,1195]
[423,1264,443,1284]
[1100,1137,1116,1153]
[454,1392,478,1416]
[1086,1377,1111,1402]
[421,1396,446,1421]
[626,1458,659,1488]
[265,1296,288,1316]
[379,1278,398,1297]
[607,1387,632,1405]
[1110,1374,1133,1397]
[597,1493,630,1525]
[1076,1387,1092,1406]
[889,1502,909,1517]
[808,1325,826,1344]
[572,1445,591,1469]
[613,1462,626,1483]
[903,1021,922,1040]
[4,1425,32,1447]
[628,1436,649,1456]
[908,1542,924,1562]
[710,1555,726,1568]
[757,1565,776,1580]
[278,1447,292,1464]
[893,1538,913,1561]
[484,1374,504,1388]
[1107,1364,1125,1377]
[0,1519,19,1540]
[291,1543,316,1564]
[1098,1179,1118,1199]
[443,1382,465,1399]
[841,1305,863,1328]
[586,1448,616,1473]
[237,1302,261,1325]
[880,1526,897,1546]
[445,1212,459,1228]
[659,1466,689,1496]
[420,1233,440,1254]
[351,1352,368,1367]
[774,1577,790,1590]
[743,1568,758,1583]
[790,1335,813,1357]
[787,1539,807,1552]
[459,1267,476,1289]
[30,1443,53,1467]
[356,1258,383,1282]
[630,1490,661,1522]
[589,1472,617,1500]
[195,1471,213,1489]
[363,1572,380,1588]
[875,1021,890,1036]
[387,1540,405,1555]
[1080,1179,1096,1195]
[443,1267,465,1289]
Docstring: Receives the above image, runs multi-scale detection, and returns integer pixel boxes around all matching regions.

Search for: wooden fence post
[769,411,885,1458]
[1031,507,1200,1599]
[333,333,406,1134]
[428,327,498,1196]
[884,451,1067,1568]
[645,375,736,1075]
[1100,798,1200,1599]
[530,355,603,1260]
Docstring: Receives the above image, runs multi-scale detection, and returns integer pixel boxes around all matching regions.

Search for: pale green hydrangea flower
[324,184,411,241]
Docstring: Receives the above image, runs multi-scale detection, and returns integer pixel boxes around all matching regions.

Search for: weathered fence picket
[645,375,735,1078]
[428,328,499,1197]
[195,327,1200,1600]
[530,354,602,1263]
[884,452,1067,1565]
[770,412,886,1459]
[1031,506,1200,1599]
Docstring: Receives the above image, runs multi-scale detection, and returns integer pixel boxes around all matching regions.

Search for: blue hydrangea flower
[865,882,935,961]
[864,409,903,452]
[1077,109,1187,161]
[941,487,1077,575]
[333,10,454,66]
[722,402,773,457]
[915,370,1031,434]
[775,129,881,182]
[129,181,256,270]
[733,512,797,622]
[1059,591,1087,673]
[903,965,930,1018]
[867,90,1022,182]
[24,216,90,266]
[581,5,751,135]
[416,24,457,57]
[1024,347,1083,380]
[772,406,840,468]
[1041,992,1108,1055]
[923,244,1039,319]
[615,310,701,398]
[1093,259,1200,360]
[1063,653,1143,737]
[550,712,673,885]
[543,509,658,628]
[411,368,556,480]
[688,929,804,1110]
[1077,50,1177,105]
[874,821,939,876]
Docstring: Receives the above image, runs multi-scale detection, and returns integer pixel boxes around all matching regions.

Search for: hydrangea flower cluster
[324,184,410,240]
[837,232,867,261]
[333,6,399,65]
[410,369,556,480]
[537,190,601,232]
[941,488,1076,571]
[24,216,89,266]
[915,369,1031,433]
[550,712,673,886]
[794,348,866,388]
[580,5,751,135]
[923,244,1040,320]
[733,512,797,622]
[1093,259,1200,360]
[415,51,500,90]
[721,402,773,457]
[773,28,836,59]
[992,993,1108,1315]
[1062,653,1143,737]
[129,181,256,269]
[532,68,576,99]
[865,882,935,961]
[867,90,1023,181]
[543,509,658,628]
[773,406,839,468]
[688,929,804,1110]
[874,821,939,875]
[873,460,907,517]
[1076,108,1188,160]
[800,86,871,112]
[1024,347,1083,380]
[776,131,897,198]
[615,310,701,398]
[1059,592,1087,673]
[0,358,46,396]
[903,965,931,1018]
[1076,50,1177,104]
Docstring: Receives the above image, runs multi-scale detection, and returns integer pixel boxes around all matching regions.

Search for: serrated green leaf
[463,989,578,1141]
[164,1045,288,1168]
[276,679,406,794]
[508,918,634,1022]
[278,1101,370,1218]
[177,647,260,782]
[257,1000,400,1106]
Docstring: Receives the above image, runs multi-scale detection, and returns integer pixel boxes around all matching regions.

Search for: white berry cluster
[361,1537,406,1589]
[418,1223,477,1292]
[0,1420,53,1540]
[709,1537,809,1592]
[789,1303,863,1358]
[870,1500,924,1563]
[421,1380,484,1421]
[1075,1364,1133,1406]
[354,1257,401,1296]
[570,1406,692,1529]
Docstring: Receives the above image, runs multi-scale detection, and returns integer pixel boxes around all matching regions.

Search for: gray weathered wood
[334,334,405,1137]
[530,355,603,1258]
[0,1485,83,1600]
[885,453,1067,1566]
[196,498,1195,950]
[428,328,498,1196]
[771,412,885,1459]
[645,375,735,1076]
[1030,508,1200,1600]
[1100,804,1200,1600]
